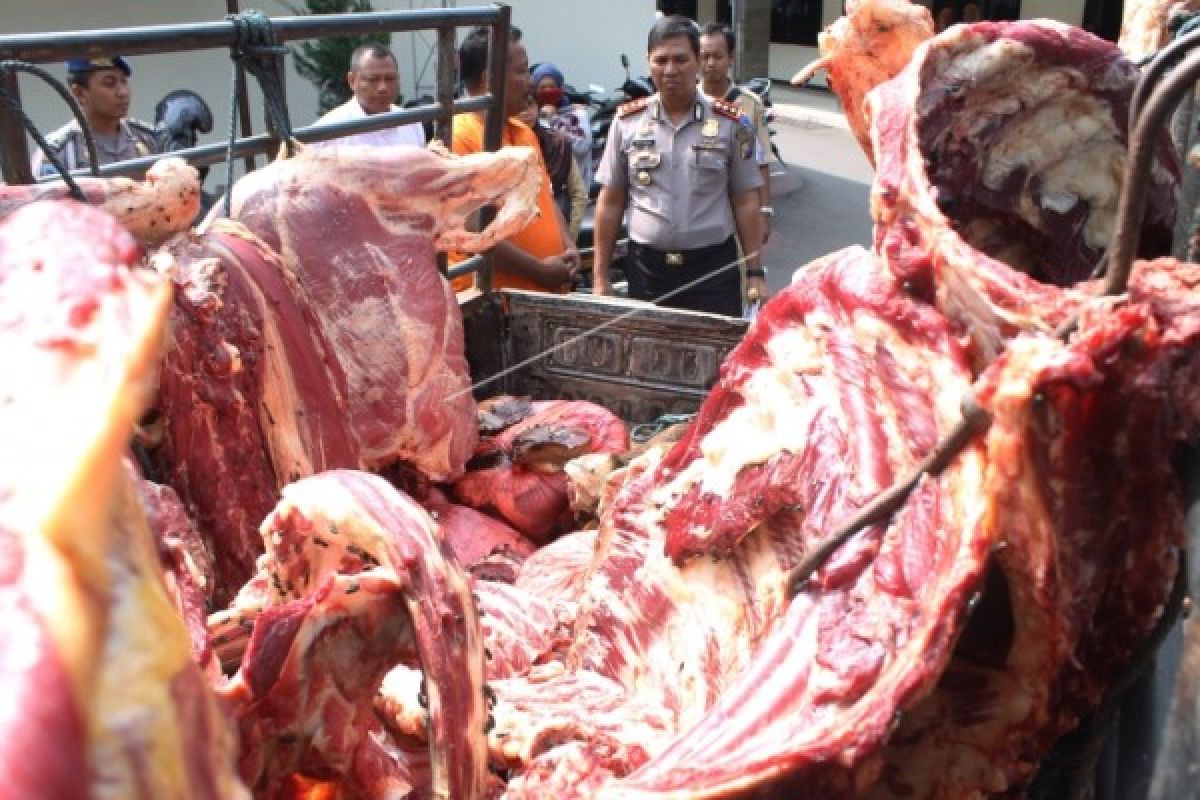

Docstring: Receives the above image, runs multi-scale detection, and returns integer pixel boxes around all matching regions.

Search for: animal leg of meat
[219,470,489,800]
[0,157,201,247]
[790,0,934,162]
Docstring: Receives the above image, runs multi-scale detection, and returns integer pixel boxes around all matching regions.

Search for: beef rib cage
[869,19,1179,366]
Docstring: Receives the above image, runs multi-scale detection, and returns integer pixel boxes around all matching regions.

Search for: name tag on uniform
[631,151,661,169]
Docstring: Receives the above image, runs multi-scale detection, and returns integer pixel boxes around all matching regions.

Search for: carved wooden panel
[466,290,747,424]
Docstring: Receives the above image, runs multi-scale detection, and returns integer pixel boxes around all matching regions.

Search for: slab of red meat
[0,157,200,247]
[155,220,354,604]
[378,246,990,797]
[452,399,630,542]
[156,144,541,601]
[570,246,987,797]
[0,200,246,800]
[216,469,489,800]
[221,143,541,476]
[869,20,1179,364]
[422,487,536,583]
[137,476,220,674]
[866,264,1200,797]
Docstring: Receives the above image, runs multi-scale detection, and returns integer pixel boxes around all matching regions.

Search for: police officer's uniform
[596,92,762,317]
[31,57,161,179]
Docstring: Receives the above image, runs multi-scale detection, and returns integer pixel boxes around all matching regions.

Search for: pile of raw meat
[1,5,1198,798]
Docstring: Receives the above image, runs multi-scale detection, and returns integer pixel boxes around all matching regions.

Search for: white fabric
[314,98,426,149]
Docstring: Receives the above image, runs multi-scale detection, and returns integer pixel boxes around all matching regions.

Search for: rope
[631,413,697,443]
[0,60,98,200]
[222,10,297,215]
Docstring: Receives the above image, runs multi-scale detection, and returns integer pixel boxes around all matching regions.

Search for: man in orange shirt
[452,25,579,292]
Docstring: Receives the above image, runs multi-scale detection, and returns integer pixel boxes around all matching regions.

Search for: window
[1082,0,1123,42]
[658,0,699,18]
[930,0,1021,32]
[770,0,824,47]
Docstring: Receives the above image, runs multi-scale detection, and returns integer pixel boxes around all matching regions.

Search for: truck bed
[461,289,747,423]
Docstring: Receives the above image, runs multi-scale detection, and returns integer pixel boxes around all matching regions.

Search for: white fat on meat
[935,39,1124,252]
[651,310,967,503]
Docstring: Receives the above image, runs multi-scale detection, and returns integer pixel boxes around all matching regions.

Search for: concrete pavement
[770,84,849,132]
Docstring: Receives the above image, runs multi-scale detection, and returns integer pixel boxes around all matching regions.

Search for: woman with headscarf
[531,63,593,191]
[518,92,587,241]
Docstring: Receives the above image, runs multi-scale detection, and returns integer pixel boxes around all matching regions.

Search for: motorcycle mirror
[588,83,605,94]
[620,53,630,70]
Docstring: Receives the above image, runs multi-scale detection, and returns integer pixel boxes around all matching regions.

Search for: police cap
[66,56,132,77]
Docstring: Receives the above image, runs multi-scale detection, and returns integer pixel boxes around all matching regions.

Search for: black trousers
[627,237,742,317]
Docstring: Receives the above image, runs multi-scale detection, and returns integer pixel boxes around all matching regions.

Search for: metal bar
[1131,28,1200,125]
[225,0,257,174]
[435,24,456,146]
[1106,46,1200,295]
[434,23,457,278]
[0,8,506,63]
[0,71,32,183]
[69,96,491,178]
[476,4,511,294]
[447,254,485,279]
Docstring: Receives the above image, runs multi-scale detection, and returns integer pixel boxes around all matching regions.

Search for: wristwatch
[760,206,774,216]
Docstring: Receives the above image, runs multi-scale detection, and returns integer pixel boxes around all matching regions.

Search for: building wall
[1022,0,1086,24]
[2,0,653,177]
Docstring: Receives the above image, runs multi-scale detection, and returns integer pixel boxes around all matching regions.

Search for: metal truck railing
[0,4,512,288]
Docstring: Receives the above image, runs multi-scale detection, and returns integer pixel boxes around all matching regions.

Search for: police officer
[592,15,765,317]
[32,56,160,179]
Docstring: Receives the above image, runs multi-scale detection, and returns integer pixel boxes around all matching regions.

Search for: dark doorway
[717,0,732,24]
[770,0,824,47]
[658,0,699,18]
[1083,0,1124,42]
[931,0,1021,32]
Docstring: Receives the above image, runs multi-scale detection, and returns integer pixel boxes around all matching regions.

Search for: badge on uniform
[702,118,719,139]
[631,149,660,186]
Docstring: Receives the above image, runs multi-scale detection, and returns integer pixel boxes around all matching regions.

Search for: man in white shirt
[315,44,426,148]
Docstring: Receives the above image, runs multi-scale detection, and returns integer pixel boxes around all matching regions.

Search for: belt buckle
[665,252,684,266]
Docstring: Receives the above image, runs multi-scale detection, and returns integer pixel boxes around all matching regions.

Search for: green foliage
[283,0,391,114]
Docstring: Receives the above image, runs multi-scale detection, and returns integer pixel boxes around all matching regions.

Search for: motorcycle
[154,89,218,218]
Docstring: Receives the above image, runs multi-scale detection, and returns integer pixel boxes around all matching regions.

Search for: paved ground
[760,85,874,296]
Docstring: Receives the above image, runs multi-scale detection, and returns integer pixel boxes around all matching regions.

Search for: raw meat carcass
[867,262,1200,797]
[0,200,246,799]
[214,470,489,800]
[380,246,991,797]
[155,144,541,600]
[452,399,630,542]
[790,0,934,162]
[0,156,201,246]
[869,20,1180,363]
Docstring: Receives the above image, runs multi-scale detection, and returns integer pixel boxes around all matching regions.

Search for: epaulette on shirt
[710,98,743,123]
[618,96,650,118]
